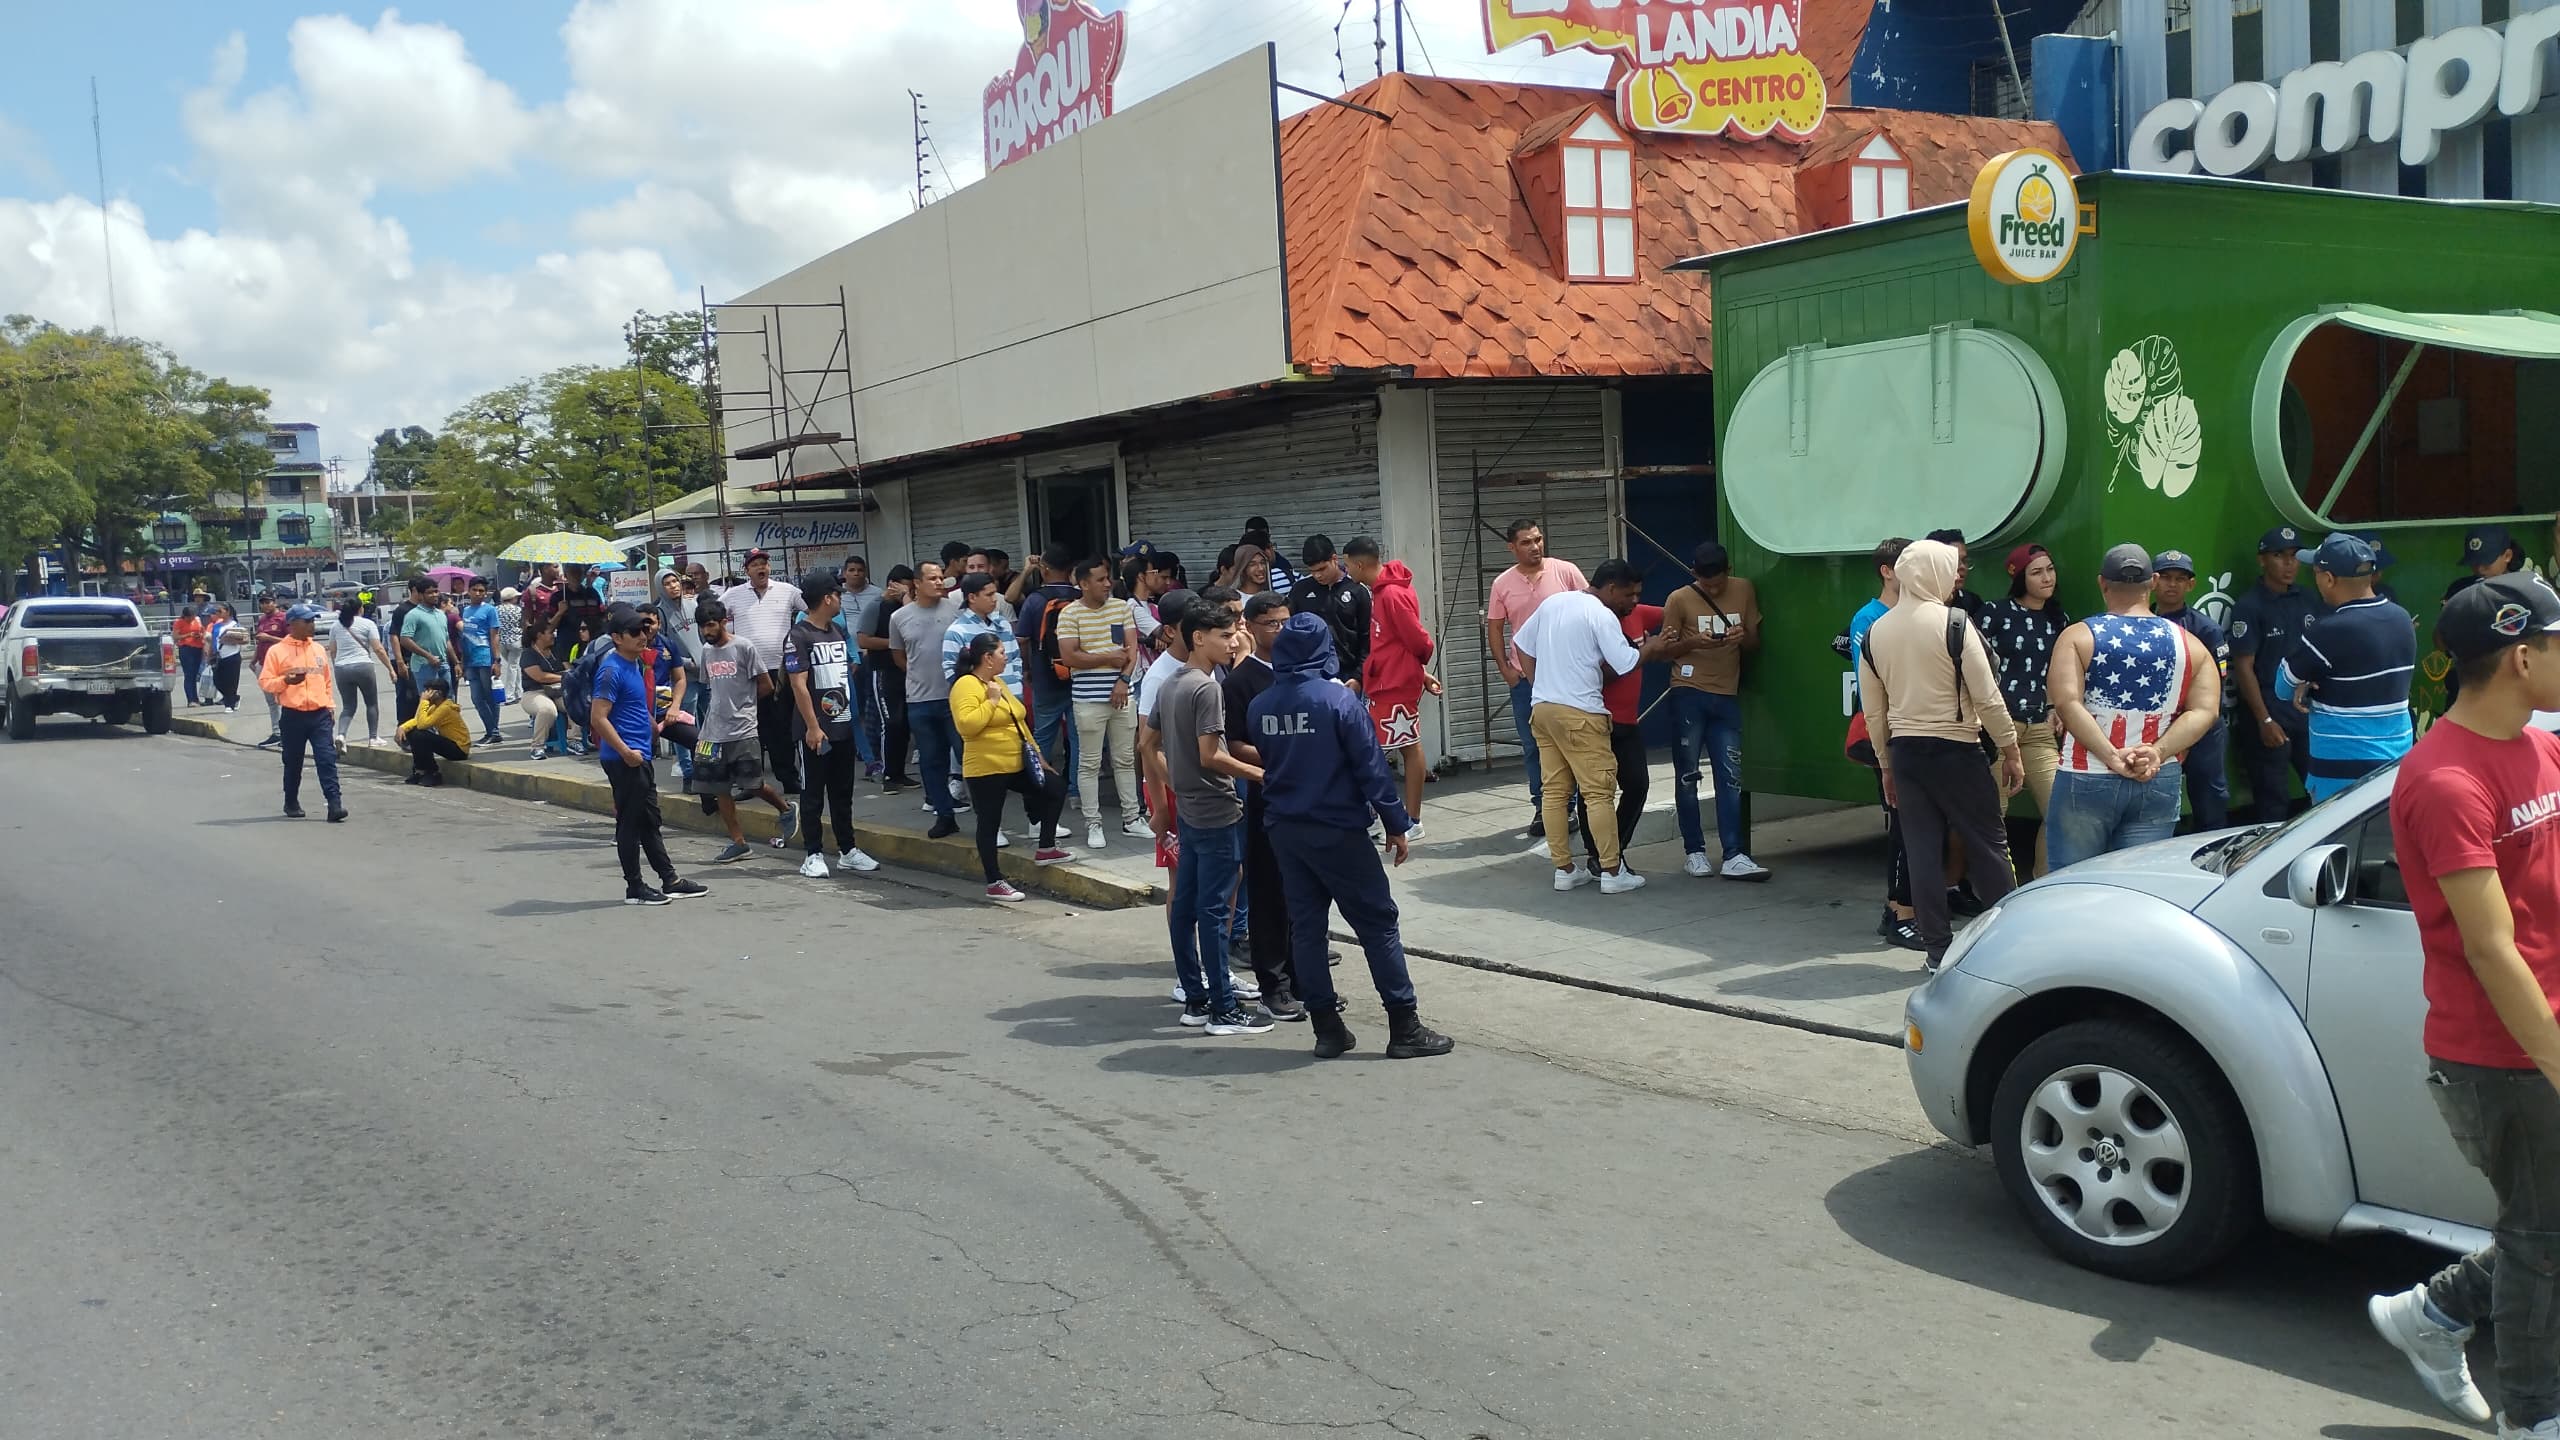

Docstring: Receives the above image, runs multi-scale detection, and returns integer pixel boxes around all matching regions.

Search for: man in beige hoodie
[1860,538,2026,969]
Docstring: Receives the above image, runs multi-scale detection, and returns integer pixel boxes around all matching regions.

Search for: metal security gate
[1433,386,1615,764]
[1124,401,1381,580]
[904,459,1024,568]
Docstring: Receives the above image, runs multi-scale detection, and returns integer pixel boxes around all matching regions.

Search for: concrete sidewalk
[176,703,1930,1042]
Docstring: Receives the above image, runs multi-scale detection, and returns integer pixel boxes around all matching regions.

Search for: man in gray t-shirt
[1146,603,1270,1032]
[696,634,765,743]
[684,598,791,859]
[889,591,964,704]
[887,565,968,826]
[1153,666,1245,830]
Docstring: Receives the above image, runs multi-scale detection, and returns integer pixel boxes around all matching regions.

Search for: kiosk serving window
[2256,306,2560,528]
[1722,325,2067,555]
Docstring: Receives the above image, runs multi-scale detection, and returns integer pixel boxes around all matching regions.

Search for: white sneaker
[798,854,830,879]
[840,847,880,873]
[1599,866,1648,895]
[1553,864,1594,892]
[1170,983,1190,1004]
[1122,817,1153,838]
[1404,821,1426,842]
[1087,822,1106,850]
[1721,854,1772,882]
[1230,974,1262,1003]
[1683,851,1714,877]
[2367,1285,2491,1423]
[995,830,1012,849]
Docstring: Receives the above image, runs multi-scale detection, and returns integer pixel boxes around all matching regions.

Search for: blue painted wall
[1845,0,2088,113]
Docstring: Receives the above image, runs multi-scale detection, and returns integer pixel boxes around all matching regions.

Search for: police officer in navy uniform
[2229,525,2315,822]
[2446,523,2527,601]
[1245,612,1454,1060]
[2153,549,2232,831]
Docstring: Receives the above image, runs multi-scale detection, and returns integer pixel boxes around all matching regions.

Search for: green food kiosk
[1697,167,2560,808]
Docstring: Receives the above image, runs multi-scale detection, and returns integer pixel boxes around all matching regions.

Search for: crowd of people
[1839,520,2497,970]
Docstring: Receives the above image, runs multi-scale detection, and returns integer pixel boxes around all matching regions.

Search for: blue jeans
[2184,717,2230,831]
[412,659,449,696]
[1510,676,1540,807]
[908,699,959,818]
[278,706,341,809]
[2046,763,2183,872]
[466,663,499,737]
[1169,820,1243,1010]
[1032,690,1077,798]
[179,647,203,704]
[1669,689,1745,859]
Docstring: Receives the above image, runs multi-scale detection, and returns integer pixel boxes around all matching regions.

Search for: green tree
[399,365,711,560]
[368,425,438,489]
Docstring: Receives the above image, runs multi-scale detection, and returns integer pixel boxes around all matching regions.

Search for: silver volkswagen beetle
[1904,757,2504,1283]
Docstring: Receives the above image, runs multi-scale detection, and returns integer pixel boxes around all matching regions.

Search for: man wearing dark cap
[2275,534,2416,802]
[2229,524,2315,821]
[1288,535,1373,692]
[2151,549,2232,831]
[2044,545,2222,869]
[2448,524,2528,601]
[2367,573,2560,1437]
[259,602,347,822]
[1659,541,1767,879]
[719,548,806,798]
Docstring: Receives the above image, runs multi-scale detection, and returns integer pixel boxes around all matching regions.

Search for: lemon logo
[2016,164,2057,224]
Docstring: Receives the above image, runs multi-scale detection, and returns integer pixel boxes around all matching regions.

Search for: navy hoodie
[1246,614,1411,836]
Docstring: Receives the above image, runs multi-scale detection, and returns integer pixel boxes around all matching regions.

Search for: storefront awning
[2318,305,2560,361]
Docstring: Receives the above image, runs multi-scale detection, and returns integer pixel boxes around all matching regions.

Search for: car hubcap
[2019,1063,2190,1247]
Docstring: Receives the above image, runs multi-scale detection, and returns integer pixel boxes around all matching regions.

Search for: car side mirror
[2287,843,2351,909]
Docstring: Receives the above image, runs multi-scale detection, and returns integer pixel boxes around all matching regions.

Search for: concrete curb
[172,715,1164,910]
[1329,927,1903,1048]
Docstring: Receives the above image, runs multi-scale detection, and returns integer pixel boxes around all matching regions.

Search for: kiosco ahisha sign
[1485,0,1826,140]
[984,0,1128,173]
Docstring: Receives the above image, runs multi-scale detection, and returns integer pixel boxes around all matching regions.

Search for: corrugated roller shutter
[1434,386,1614,764]
[904,459,1023,565]
[1124,401,1380,579]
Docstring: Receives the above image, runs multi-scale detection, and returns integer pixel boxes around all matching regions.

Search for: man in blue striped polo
[2275,533,2416,802]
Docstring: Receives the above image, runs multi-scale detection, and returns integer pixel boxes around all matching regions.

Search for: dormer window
[1561,113,1637,282]
[1850,135,1913,222]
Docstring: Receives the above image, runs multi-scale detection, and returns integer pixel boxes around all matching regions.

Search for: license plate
[80,681,113,695]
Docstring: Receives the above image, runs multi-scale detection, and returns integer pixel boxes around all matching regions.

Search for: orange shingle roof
[1280,69,2071,380]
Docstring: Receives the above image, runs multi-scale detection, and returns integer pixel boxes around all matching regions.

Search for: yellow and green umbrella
[499,531,628,566]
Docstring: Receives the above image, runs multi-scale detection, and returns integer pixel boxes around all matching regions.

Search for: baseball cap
[1691,541,1731,577]
[2437,574,2560,662]
[1155,587,1197,620]
[796,568,840,601]
[743,547,772,565]
[2003,543,2047,577]
[2098,543,2154,583]
[284,602,322,623]
[1118,540,1156,559]
[2256,525,2302,555]
[2462,524,2518,567]
[499,586,520,601]
[2309,533,2378,576]
[2152,549,2198,576]
[2352,531,2398,569]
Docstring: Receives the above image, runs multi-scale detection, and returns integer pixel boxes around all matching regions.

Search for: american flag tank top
[2060,613,2190,772]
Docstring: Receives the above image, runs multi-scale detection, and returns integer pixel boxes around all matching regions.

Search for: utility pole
[909,91,934,210]
[90,78,120,335]
[1395,0,1407,73]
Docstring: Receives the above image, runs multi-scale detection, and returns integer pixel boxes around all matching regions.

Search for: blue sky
[0,1,1600,459]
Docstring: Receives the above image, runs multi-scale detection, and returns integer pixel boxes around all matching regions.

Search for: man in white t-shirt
[718,548,807,796]
[1514,558,1645,895]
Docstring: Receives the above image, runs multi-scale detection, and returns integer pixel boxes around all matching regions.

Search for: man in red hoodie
[1348,538,1440,840]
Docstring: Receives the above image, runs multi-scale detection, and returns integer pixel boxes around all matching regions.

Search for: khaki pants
[1073,698,1141,821]
[2016,719,2059,878]
[1532,702,1622,873]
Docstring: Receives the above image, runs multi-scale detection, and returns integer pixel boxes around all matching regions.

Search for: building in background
[154,423,343,596]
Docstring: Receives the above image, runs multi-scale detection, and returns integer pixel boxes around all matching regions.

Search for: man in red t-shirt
[1571,567,1681,871]
[2370,574,2560,1435]
[252,592,293,749]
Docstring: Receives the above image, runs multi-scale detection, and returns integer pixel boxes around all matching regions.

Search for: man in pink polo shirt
[1483,517,1587,839]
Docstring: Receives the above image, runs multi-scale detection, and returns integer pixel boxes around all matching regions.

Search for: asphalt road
[0,722,2477,1438]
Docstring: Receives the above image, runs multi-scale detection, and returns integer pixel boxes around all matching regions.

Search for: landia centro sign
[1484,0,1827,139]
[2130,12,2560,176]
[984,0,1129,173]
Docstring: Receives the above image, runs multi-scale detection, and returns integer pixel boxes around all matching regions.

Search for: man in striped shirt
[2276,533,2416,802]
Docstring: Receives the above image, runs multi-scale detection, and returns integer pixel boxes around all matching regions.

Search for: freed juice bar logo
[1967,148,2080,285]
[1484,0,1827,139]
[984,0,1128,173]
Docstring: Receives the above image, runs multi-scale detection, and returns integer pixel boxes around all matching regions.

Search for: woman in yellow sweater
[397,681,473,787]
[950,632,1070,901]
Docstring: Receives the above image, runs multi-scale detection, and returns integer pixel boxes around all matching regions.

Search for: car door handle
[2261,927,2295,944]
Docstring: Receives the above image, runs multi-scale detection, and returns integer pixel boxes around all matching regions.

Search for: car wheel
[3,689,30,741]
[1988,1018,2259,1283]
[142,692,172,735]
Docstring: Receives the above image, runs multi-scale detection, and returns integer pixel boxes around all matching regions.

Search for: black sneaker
[926,815,959,840]
[283,803,306,819]
[1947,885,1987,919]
[419,772,445,788]
[662,878,709,899]
[1385,1005,1456,1058]
[712,842,751,865]
[404,772,427,786]
[1206,1006,1275,1036]
[1883,916,1928,952]
[625,885,672,906]
[881,777,916,793]
[256,735,282,749]
[1178,998,1212,1027]
[1265,997,1308,1023]
[1524,814,1545,839]
[1311,1009,1357,1059]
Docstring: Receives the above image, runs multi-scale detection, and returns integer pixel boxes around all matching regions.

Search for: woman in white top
[330,597,397,743]
[208,603,249,712]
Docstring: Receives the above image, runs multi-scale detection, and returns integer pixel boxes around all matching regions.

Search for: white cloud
[0,0,1606,463]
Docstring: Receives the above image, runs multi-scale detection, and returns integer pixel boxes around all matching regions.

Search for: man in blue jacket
[1246,613,1454,1060]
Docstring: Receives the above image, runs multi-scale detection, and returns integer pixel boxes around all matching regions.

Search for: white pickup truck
[0,597,177,739]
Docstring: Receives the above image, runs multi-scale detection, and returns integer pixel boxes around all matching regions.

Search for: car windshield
[2212,762,2402,873]
[19,604,142,630]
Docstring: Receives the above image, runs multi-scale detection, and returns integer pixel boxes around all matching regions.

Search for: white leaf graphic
[2137,394,2202,498]
[2105,349,2146,427]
